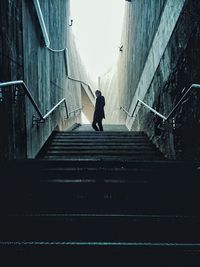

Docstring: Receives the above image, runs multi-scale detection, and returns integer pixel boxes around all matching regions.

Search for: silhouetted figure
[92,90,105,131]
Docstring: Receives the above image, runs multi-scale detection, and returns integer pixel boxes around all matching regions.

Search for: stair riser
[49,145,156,149]
[55,132,146,135]
[47,147,158,152]
[1,218,200,243]
[2,128,199,261]
[5,193,200,216]
[43,156,165,161]
[51,141,152,144]
[0,246,199,264]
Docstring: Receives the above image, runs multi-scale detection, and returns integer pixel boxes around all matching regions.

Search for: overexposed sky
[70,0,125,82]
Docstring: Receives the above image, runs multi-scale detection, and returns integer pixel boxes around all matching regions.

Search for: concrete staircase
[39,130,165,160]
[1,128,200,265]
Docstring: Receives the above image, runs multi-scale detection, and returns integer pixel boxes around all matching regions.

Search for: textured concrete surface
[127,0,186,127]
[22,0,86,158]
[0,1,26,160]
[100,0,167,124]
[0,0,94,160]
[72,124,129,132]
[132,0,200,160]
[1,0,200,161]
[100,0,200,160]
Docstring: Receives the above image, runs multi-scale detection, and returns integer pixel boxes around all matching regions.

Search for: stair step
[51,143,154,148]
[43,150,162,155]
[47,146,157,151]
[2,128,200,263]
[5,190,200,215]
[0,244,198,266]
[52,138,151,143]
[1,214,200,243]
[55,132,147,135]
[53,136,150,140]
[2,160,198,180]
[43,155,164,161]
[40,131,165,161]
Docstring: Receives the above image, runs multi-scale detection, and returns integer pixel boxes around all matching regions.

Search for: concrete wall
[81,85,94,123]
[101,0,200,160]
[100,64,122,124]
[132,0,200,160]
[0,0,93,160]
[0,1,26,161]
[2,0,199,160]
[100,0,167,124]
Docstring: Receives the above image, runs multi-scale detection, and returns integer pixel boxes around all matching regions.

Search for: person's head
[95,90,101,97]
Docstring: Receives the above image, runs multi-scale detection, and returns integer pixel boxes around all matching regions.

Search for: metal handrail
[132,99,167,120]
[121,100,167,120]
[120,106,131,117]
[68,106,83,116]
[64,49,95,99]
[0,80,69,124]
[165,84,200,120]
[121,83,200,122]
[33,0,95,100]
[43,98,68,120]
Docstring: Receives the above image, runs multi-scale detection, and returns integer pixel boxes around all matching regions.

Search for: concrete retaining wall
[101,0,200,160]
[0,1,26,160]
[101,0,167,124]
[133,0,200,160]
[0,0,92,160]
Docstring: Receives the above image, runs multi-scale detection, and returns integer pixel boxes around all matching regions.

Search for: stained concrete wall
[132,0,200,160]
[100,64,121,124]
[101,0,200,160]
[81,85,94,123]
[101,0,167,124]
[0,0,93,160]
[0,1,26,161]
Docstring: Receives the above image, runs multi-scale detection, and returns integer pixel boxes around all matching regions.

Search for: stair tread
[2,212,200,243]
[3,129,200,259]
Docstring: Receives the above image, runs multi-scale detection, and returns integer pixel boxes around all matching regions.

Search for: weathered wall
[100,64,122,124]
[100,0,167,124]
[81,85,94,123]
[101,0,200,160]
[2,0,199,161]
[22,0,81,158]
[132,0,200,160]
[0,1,26,161]
[0,0,92,160]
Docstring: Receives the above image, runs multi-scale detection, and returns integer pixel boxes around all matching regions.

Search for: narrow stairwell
[1,126,200,265]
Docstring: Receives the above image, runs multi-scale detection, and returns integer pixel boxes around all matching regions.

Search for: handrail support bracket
[32,115,45,128]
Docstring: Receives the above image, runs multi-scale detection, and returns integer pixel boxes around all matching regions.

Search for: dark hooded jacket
[93,95,105,121]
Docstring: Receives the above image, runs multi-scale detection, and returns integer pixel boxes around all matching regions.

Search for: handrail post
[64,100,69,119]
[131,100,140,118]
[172,117,176,130]
[32,115,44,128]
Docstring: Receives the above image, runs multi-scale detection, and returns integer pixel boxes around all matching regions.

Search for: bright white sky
[70,0,125,83]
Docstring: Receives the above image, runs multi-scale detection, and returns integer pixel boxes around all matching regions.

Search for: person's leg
[97,119,103,131]
[92,119,99,131]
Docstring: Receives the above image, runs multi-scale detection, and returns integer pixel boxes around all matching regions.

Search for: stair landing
[72,124,129,132]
